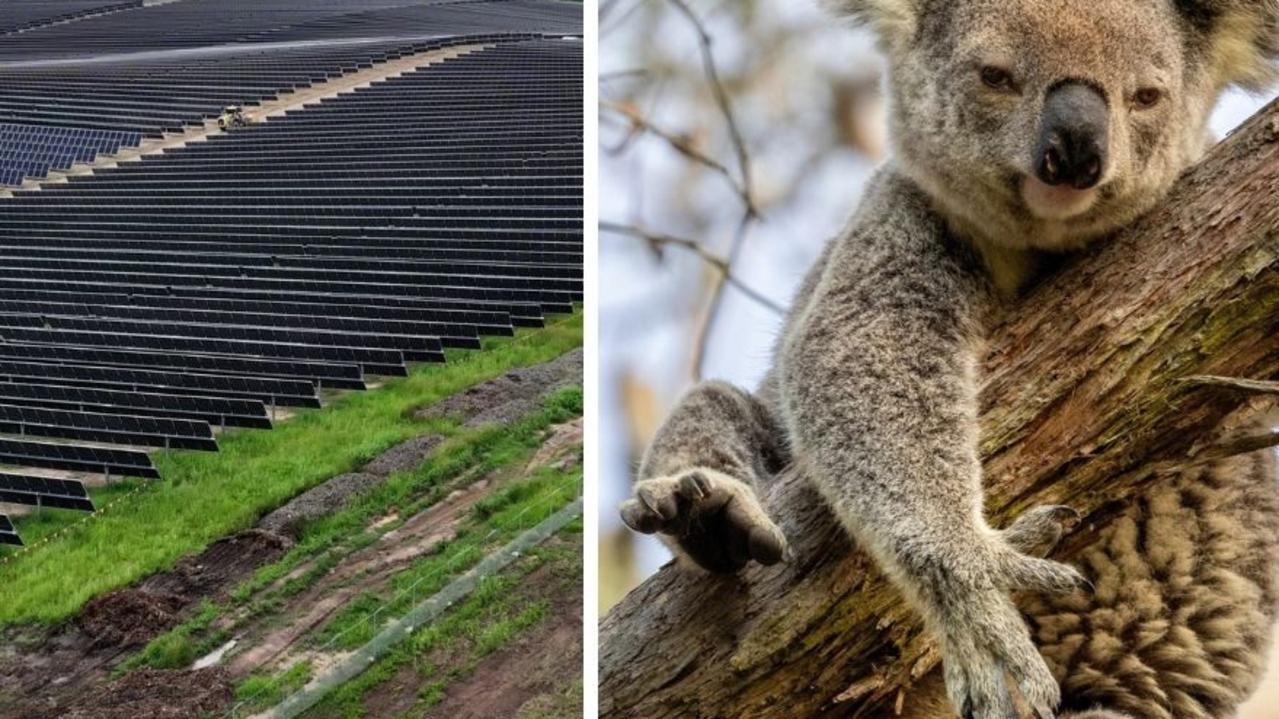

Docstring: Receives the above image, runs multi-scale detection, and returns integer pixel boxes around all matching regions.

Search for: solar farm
[0,0,581,548]
[0,1,582,716]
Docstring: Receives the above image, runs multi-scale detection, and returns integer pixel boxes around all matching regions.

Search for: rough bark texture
[599,100,1279,719]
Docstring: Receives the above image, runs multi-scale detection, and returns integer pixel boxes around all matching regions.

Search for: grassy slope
[0,312,582,627]
[299,535,583,719]
[123,389,583,674]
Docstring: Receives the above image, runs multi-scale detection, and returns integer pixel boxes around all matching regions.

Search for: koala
[620,1,1279,718]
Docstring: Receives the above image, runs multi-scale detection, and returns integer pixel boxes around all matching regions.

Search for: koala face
[831,0,1279,251]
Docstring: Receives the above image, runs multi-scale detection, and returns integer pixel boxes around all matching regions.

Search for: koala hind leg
[620,380,789,573]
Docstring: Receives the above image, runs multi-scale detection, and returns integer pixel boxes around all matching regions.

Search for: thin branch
[1178,375,1279,395]
[1191,430,1279,461]
[600,221,785,315]
[600,68,651,82]
[601,100,752,211]
[604,0,766,383]
[690,214,753,379]
[665,0,757,218]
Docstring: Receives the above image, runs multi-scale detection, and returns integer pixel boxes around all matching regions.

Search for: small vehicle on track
[217,105,251,130]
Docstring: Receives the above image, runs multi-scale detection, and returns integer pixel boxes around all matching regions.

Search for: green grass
[311,464,581,650]
[236,660,315,713]
[298,532,582,719]
[123,385,582,674]
[0,311,581,627]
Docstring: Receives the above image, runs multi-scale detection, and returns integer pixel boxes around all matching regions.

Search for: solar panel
[0,473,95,512]
[0,437,157,478]
[0,515,20,546]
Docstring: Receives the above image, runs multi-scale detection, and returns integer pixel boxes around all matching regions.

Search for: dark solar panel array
[0,37,497,138]
[0,0,582,60]
[0,0,581,187]
[0,123,141,186]
[0,34,582,545]
[0,473,94,512]
[0,0,142,36]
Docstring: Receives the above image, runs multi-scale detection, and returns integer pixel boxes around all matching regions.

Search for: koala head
[828,0,1279,252]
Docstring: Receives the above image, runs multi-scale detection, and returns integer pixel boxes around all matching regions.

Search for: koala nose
[1035,82,1108,190]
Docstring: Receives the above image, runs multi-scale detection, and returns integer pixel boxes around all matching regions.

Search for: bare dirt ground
[25,667,233,719]
[416,350,583,429]
[0,529,287,717]
[227,416,584,698]
[227,474,497,676]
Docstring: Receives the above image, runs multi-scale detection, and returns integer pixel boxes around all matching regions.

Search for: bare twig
[1178,375,1279,395]
[600,68,650,82]
[666,0,757,218]
[602,100,753,211]
[602,0,765,382]
[689,214,753,378]
[600,222,785,315]
[1189,430,1279,462]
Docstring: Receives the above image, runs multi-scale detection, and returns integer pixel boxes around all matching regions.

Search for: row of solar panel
[0,473,94,512]
[0,514,18,546]
[0,37,582,546]
[0,32,560,138]
[0,164,46,186]
[0,0,581,60]
[0,124,140,145]
[0,234,579,262]
[0,123,143,185]
[0,0,140,36]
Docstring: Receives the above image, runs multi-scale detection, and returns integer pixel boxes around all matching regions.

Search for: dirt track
[338,537,584,719]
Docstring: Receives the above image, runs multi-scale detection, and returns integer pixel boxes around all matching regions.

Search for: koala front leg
[620,380,789,573]
[778,178,1084,719]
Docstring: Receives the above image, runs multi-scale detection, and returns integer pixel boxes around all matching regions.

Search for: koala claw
[1001,552,1088,596]
[619,468,786,573]
[941,590,1062,719]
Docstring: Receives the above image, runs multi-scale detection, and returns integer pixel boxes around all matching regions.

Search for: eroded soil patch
[416,349,582,428]
[229,477,497,675]
[25,667,232,719]
[0,530,287,717]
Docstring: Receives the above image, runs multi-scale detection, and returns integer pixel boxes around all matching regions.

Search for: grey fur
[621,1,1279,718]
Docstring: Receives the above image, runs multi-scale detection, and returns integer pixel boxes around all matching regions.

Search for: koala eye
[1133,87,1163,109]
[980,66,1016,91]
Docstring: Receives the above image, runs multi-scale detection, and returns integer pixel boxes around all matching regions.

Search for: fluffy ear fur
[821,0,919,51]
[1176,0,1279,89]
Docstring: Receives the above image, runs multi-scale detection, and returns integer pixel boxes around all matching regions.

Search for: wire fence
[226,482,583,719]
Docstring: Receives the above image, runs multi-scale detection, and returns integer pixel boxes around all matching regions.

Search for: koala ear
[822,0,920,50]
[1176,0,1279,89]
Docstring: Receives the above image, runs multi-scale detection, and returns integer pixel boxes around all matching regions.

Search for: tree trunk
[599,99,1279,719]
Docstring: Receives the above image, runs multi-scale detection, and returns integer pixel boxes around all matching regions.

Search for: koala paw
[941,589,1062,719]
[619,468,787,573]
[1001,504,1081,558]
[994,510,1089,597]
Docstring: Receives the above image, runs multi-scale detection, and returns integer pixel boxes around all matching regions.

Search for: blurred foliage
[598,0,886,609]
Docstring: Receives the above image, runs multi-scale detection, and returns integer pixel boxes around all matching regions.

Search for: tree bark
[599,99,1279,719]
